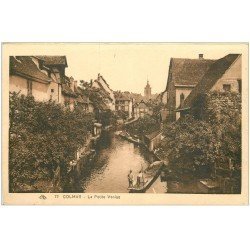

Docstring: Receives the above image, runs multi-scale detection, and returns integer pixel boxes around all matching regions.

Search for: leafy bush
[116,110,128,120]
[161,91,241,177]
[125,115,160,137]
[97,110,117,127]
[9,92,94,192]
[162,116,218,172]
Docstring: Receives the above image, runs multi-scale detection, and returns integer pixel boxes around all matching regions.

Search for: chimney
[199,54,204,59]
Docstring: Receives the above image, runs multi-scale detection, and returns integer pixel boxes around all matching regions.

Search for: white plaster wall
[211,56,242,93]
[162,91,168,104]
[47,81,61,103]
[175,87,193,108]
[9,75,28,96]
[30,80,49,102]
[10,75,48,101]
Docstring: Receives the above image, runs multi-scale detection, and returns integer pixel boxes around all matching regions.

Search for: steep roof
[61,83,77,97]
[182,54,241,109]
[10,56,51,83]
[166,57,215,89]
[98,74,112,90]
[115,92,130,101]
[137,100,148,109]
[93,82,113,101]
[92,74,115,101]
[116,96,130,101]
[37,56,68,67]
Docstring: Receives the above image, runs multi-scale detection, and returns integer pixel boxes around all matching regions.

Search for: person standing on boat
[128,170,134,188]
[137,170,144,187]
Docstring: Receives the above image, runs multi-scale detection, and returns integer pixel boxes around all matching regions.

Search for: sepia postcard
[1,43,249,205]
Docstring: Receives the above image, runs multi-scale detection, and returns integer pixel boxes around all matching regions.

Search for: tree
[9,92,94,192]
[125,115,160,137]
[116,110,128,120]
[162,116,218,175]
[161,91,241,179]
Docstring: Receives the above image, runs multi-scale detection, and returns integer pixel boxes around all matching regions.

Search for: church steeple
[144,79,152,100]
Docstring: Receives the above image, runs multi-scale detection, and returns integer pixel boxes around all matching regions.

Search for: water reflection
[80,131,155,193]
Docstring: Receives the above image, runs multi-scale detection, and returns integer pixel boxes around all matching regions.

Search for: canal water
[80,131,164,193]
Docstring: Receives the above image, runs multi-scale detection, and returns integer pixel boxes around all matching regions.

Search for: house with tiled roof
[36,57,84,110]
[76,86,94,113]
[9,56,61,102]
[91,73,115,111]
[114,91,133,118]
[61,76,78,110]
[165,54,215,121]
[38,56,71,105]
[38,56,68,67]
[10,56,85,110]
[177,54,242,118]
[133,100,150,118]
[143,129,163,152]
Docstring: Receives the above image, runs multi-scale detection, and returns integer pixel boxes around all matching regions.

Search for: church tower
[144,80,152,100]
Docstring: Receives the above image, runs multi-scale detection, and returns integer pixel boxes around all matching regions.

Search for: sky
[64,43,243,94]
[6,43,245,95]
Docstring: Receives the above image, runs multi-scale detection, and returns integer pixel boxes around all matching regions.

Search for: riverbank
[116,130,166,192]
[64,128,166,193]
[117,130,229,194]
[78,131,158,193]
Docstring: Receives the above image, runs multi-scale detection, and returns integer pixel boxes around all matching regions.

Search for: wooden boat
[119,133,141,145]
[198,179,220,194]
[128,162,164,193]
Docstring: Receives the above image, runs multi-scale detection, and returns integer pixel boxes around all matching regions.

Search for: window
[223,84,231,92]
[180,93,185,106]
[238,79,242,93]
[27,80,32,95]
[49,89,55,100]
